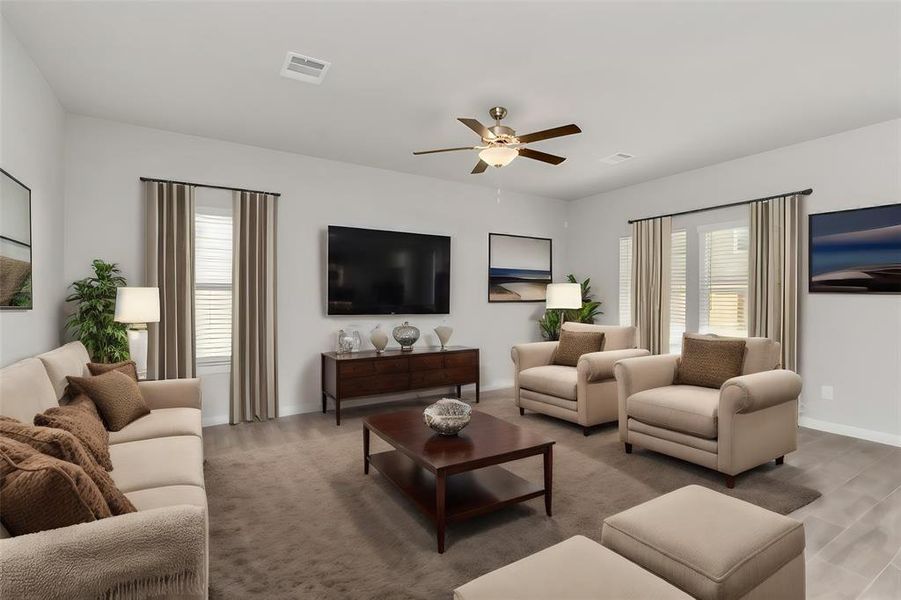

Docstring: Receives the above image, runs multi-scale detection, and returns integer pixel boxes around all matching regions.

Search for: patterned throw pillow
[67,370,150,432]
[34,394,112,471]
[67,360,139,397]
[554,330,605,367]
[0,417,135,516]
[0,446,111,536]
[676,335,747,389]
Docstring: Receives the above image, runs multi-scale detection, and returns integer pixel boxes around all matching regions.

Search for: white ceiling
[3,1,899,200]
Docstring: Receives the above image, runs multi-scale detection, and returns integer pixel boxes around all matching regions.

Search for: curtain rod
[627,188,812,224]
[140,177,281,197]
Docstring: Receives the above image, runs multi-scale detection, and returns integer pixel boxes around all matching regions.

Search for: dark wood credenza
[321,346,480,425]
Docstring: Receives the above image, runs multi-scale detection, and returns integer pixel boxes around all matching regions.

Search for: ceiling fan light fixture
[479,146,518,168]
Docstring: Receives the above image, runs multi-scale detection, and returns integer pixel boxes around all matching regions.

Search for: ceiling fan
[413,106,581,174]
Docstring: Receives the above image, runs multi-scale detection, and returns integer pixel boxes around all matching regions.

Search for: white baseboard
[799,416,901,448]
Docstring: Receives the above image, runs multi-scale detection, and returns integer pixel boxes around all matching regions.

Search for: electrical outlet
[821,385,834,401]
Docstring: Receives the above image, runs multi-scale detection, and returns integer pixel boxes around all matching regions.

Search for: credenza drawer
[339,361,376,378]
[444,352,477,368]
[340,373,410,398]
[409,366,477,388]
[374,358,409,374]
[410,354,444,371]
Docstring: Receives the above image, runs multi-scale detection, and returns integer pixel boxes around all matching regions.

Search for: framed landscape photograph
[488,233,552,302]
[809,203,901,294]
[0,168,33,309]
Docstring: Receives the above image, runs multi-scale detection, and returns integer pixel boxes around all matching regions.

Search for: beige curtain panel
[145,181,196,379]
[631,216,672,354]
[231,191,278,424]
[749,194,802,371]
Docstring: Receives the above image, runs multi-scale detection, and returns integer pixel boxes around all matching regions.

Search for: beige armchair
[512,323,649,435]
[613,337,801,487]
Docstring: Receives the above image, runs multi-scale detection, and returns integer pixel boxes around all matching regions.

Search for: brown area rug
[205,393,820,599]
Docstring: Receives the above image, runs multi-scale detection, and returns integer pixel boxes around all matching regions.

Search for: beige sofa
[0,341,208,600]
[512,323,648,435]
[455,485,805,600]
[614,337,801,487]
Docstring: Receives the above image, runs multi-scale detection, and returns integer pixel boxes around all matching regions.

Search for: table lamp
[114,287,160,379]
[546,283,582,334]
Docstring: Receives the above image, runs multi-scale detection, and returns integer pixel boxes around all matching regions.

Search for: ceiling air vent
[280,52,331,84]
[599,152,635,165]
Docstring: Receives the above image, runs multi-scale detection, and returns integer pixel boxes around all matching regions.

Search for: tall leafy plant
[538,274,603,341]
[66,259,130,362]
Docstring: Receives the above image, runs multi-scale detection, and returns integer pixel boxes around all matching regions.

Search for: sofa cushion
[0,417,136,516]
[33,395,113,470]
[67,370,151,432]
[676,335,746,389]
[627,385,719,439]
[109,435,205,493]
[125,484,207,512]
[554,330,604,367]
[601,485,805,600]
[0,450,112,536]
[454,535,690,600]
[519,365,578,400]
[108,408,202,445]
[37,342,91,400]
[0,358,58,424]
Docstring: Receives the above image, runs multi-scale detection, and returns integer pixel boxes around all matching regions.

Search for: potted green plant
[66,259,130,362]
[538,274,602,340]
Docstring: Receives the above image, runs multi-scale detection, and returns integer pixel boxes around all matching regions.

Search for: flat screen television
[809,203,901,294]
[327,226,451,314]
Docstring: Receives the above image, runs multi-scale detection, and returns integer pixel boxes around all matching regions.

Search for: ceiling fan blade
[413,146,476,155]
[518,148,566,165]
[458,118,496,139]
[471,160,489,174]
[516,124,581,144]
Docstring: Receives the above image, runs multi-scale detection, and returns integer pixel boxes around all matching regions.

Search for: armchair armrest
[138,378,202,410]
[613,354,679,399]
[511,342,558,372]
[720,370,802,414]
[0,505,207,600]
[578,349,650,383]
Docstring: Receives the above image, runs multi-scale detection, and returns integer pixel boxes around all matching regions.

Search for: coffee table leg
[544,445,553,517]
[363,426,370,475]
[436,470,446,553]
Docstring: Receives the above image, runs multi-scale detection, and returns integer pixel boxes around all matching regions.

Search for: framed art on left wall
[0,168,33,309]
[488,233,552,302]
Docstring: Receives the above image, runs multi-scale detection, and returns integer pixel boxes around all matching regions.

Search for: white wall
[63,116,568,425]
[0,17,66,364]
[567,119,901,445]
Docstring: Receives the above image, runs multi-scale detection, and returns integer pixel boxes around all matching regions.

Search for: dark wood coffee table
[363,408,554,553]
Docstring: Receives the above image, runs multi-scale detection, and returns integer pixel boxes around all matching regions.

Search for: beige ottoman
[601,485,805,600]
[454,535,690,600]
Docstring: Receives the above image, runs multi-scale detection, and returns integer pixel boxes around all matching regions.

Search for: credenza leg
[321,392,327,414]
[456,384,462,399]
[475,382,480,403]
[363,426,370,475]
[336,399,341,426]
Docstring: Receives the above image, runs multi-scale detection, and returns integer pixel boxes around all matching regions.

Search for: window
[669,230,687,353]
[618,236,632,325]
[194,206,233,364]
[699,224,749,338]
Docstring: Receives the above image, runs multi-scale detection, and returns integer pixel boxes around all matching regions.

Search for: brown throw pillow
[0,417,136,516]
[34,395,113,471]
[67,370,150,432]
[66,360,139,397]
[0,450,111,536]
[554,330,605,367]
[676,335,747,389]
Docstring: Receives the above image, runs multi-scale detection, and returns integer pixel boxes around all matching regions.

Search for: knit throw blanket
[0,505,207,600]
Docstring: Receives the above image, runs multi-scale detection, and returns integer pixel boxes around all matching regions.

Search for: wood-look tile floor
[203,389,901,599]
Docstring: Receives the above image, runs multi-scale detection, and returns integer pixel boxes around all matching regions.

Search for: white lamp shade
[478,146,518,167]
[114,287,160,324]
[546,283,582,310]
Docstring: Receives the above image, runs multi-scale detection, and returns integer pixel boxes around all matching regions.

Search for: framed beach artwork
[809,203,901,294]
[488,233,552,302]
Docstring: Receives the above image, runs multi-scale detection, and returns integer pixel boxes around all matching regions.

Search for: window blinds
[700,225,749,338]
[669,230,687,352]
[194,208,233,363]
[618,236,632,326]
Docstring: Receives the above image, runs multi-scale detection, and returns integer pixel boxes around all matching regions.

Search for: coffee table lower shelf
[367,450,545,551]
